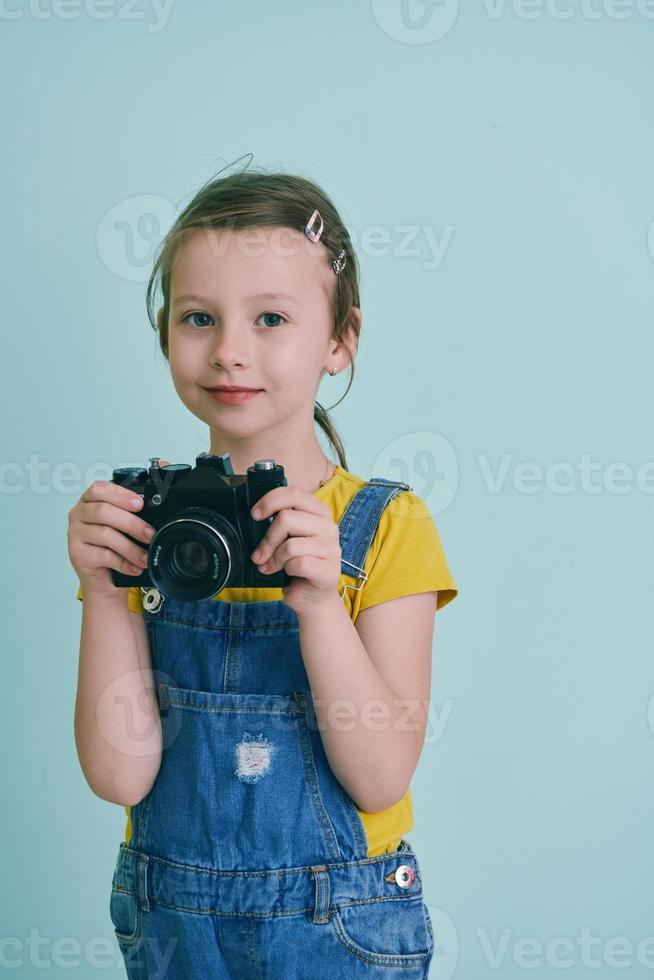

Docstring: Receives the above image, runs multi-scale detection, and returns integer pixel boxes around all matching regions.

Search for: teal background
[3,1,652,976]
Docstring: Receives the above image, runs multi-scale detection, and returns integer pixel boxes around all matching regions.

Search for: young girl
[69,164,458,979]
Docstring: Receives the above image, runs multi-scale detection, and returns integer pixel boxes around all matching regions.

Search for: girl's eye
[257,312,287,329]
[182,312,287,329]
[183,312,213,328]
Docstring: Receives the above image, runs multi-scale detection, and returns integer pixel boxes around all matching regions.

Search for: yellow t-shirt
[76,464,459,856]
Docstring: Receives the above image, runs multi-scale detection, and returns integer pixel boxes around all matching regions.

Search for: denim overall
[109,477,436,979]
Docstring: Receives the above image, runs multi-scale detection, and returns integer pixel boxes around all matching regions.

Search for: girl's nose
[209,327,251,369]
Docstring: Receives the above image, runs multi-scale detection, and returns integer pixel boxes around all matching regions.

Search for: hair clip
[304,208,324,242]
[305,208,347,276]
[332,249,347,275]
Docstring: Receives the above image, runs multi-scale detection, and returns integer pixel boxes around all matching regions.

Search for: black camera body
[110,453,290,601]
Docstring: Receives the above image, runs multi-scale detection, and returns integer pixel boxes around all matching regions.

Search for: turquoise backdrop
[2,1,652,976]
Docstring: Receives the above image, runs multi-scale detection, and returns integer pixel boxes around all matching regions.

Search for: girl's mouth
[204,388,263,405]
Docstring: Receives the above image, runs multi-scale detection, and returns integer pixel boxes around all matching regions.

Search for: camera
[110,453,290,601]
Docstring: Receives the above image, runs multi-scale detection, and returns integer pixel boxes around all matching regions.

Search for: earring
[330,366,337,376]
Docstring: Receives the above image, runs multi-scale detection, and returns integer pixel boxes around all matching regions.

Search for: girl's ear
[341,306,362,360]
[349,306,363,330]
[327,307,360,372]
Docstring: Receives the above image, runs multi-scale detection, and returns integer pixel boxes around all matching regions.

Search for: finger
[259,536,334,575]
[251,485,331,522]
[108,551,146,575]
[80,541,145,576]
[80,499,156,548]
[82,524,151,571]
[87,547,145,575]
[251,510,330,565]
[82,479,144,511]
[283,555,329,580]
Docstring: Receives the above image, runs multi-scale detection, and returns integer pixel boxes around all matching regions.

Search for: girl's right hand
[67,462,170,597]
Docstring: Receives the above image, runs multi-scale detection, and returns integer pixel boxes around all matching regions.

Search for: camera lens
[147,507,239,601]
[170,540,211,579]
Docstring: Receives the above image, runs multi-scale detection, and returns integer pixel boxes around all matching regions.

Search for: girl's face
[160,226,356,442]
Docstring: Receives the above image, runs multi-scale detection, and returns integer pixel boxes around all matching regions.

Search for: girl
[69,163,458,979]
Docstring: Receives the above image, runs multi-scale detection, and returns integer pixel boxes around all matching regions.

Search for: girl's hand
[249,485,342,614]
[67,461,170,599]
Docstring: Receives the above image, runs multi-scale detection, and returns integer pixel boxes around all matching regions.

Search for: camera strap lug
[141,587,165,614]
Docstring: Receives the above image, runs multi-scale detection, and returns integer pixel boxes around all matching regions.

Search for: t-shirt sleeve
[357,491,459,614]
[76,582,144,615]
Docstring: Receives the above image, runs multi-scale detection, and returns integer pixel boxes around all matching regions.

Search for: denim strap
[337,477,412,595]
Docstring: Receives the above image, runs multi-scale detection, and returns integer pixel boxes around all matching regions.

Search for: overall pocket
[329,896,434,968]
[109,886,142,947]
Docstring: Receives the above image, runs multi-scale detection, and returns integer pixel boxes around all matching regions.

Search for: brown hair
[145,158,361,470]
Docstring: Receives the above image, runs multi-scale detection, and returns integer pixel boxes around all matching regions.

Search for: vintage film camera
[110,453,290,602]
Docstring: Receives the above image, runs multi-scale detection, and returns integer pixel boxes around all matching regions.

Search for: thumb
[160,459,171,467]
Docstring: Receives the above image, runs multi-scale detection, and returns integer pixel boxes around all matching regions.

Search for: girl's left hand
[249,485,342,614]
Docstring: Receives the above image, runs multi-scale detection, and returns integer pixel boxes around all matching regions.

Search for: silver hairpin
[332,249,347,275]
